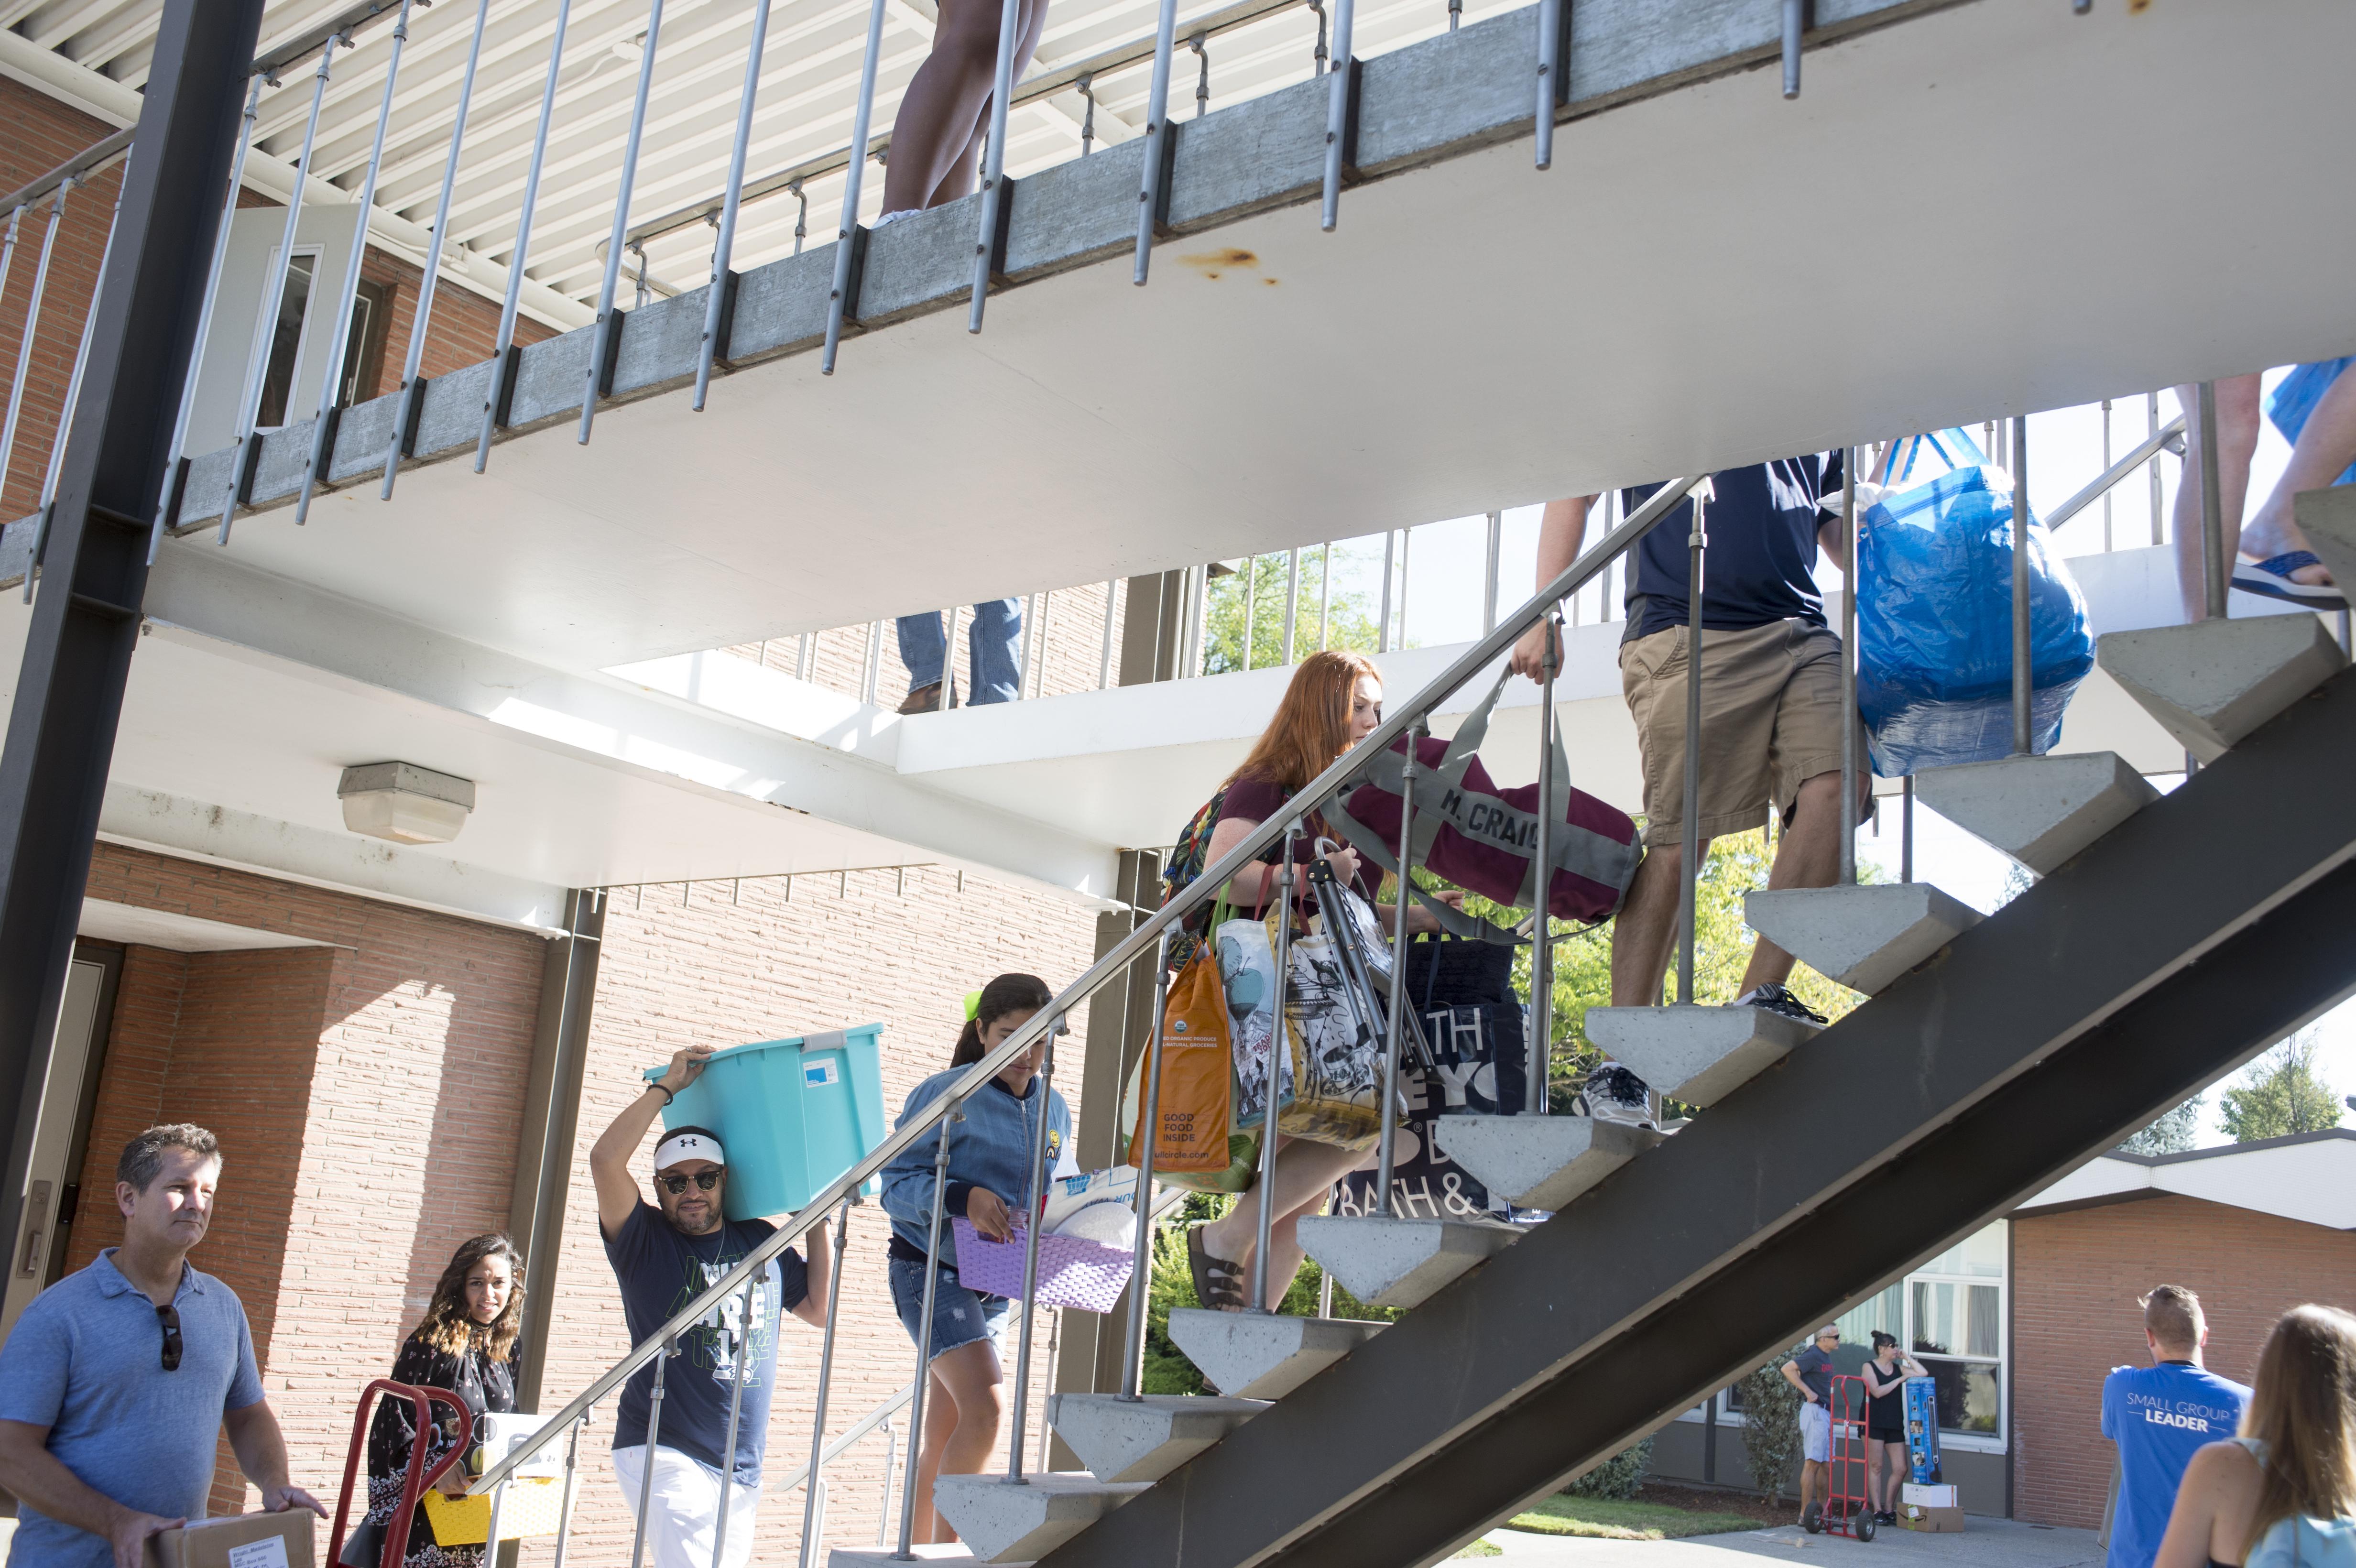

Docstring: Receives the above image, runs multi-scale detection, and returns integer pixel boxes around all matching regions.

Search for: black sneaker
[1877,1512,1897,1526]
[1730,983,1828,1025]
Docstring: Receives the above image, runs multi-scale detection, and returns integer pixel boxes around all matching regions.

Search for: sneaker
[898,682,951,715]
[1583,1062,1655,1129]
[1730,983,1828,1025]
[1877,1512,1897,1526]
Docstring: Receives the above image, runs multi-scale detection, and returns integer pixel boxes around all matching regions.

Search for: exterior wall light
[337,762,476,845]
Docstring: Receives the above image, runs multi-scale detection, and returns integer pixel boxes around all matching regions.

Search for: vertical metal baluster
[1377,532,1394,651]
[298,0,412,523]
[1677,483,1710,1004]
[796,1198,855,1568]
[1528,611,1559,1112]
[1319,543,1332,651]
[1318,1268,1333,1318]
[1004,1023,1059,1481]
[1781,0,1803,98]
[863,620,883,703]
[897,1111,958,1555]
[826,0,890,370]
[2196,381,2225,621]
[875,1416,895,1545]
[1242,556,1257,671]
[22,190,120,602]
[1119,931,1174,1400]
[1533,0,1561,169]
[153,79,259,561]
[219,43,335,544]
[2148,391,2163,546]
[477,0,571,473]
[1134,0,1179,283]
[1191,34,1209,118]
[1900,776,1914,883]
[1482,512,1502,634]
[2011,416,2032,754]
[1838,449,1859,881]
[482,1477,510,1563]
[968,0,1024,333]
[627,1339,675,1568]
[548,1412,588,1568]
[798,632,815,681]
[1397,527,1412,646]
[696,0,775,410]
[0,207,23,347]
[581,0,666,436]
[382,0,490,496]
[1448,0,1460,29]
[1099,579,1118,688]
[710,1272,756,1568]
[791,181,807,253]
[1079,73,1097,154]
[940,605,961,709]
[0,186,71,515]
[1374,729,1419,1212]
[1249,822,1299,1312]
[1319,0,1355,228]
[1282,547,1300,664]
[2100,397,2113,552]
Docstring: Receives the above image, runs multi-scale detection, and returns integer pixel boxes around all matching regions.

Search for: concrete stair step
[931,1472,1147,1563]
[1911,751,2159,874]
[2096,615,2346,763]
[1429,1113,1660,1210]
[1295,1213,1519,1309]
[1584,1003,1820,1107]
[2291,484,2356,604]
[1164,1308,1387,1400]
[1744,883,1983,995]
[1044,1393,1270,1483]
[830,1549,1024,1567]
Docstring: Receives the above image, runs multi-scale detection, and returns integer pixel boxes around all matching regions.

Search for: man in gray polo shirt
[0,1124,325,1568]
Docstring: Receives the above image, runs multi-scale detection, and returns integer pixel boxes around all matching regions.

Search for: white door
[0,958,107,1347]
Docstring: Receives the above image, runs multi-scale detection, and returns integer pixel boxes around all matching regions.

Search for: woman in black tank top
[1860,1331,1926,1524]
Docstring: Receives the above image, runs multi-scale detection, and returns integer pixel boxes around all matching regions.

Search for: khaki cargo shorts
[1619,617,1859,848]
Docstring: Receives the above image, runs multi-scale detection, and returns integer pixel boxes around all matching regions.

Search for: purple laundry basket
[949,1220,1135,1313]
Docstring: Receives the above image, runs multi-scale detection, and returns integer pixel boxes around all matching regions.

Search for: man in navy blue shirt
[1513,460,1866,1027]
[2100,1285,2248,1568]
[591,1046,832,1568]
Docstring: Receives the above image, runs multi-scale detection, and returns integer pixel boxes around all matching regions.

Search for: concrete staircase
[832,606,2348,1568]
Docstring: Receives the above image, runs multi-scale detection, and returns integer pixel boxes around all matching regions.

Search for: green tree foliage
[2219,1035,2344,1143]
[1739,1355,1805,1503]
[2117,1096,2203,1155]
[1563,1437,1657,1501]
[1203,548,1386,675]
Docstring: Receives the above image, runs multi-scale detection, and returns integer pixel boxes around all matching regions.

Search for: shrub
[1562,1436,1655,1501]
[1739,1355,1805,1502]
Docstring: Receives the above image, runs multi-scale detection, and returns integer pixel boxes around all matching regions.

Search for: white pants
[611,1444,761,1568]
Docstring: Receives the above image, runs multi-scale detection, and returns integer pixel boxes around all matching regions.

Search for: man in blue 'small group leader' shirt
[0,1124,326,1568]
[2101,1284,2251,1568]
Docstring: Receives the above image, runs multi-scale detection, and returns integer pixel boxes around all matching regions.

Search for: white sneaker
[1582,1061,1655,1129]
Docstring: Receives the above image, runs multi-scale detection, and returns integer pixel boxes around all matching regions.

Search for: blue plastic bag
[1856,429,2095,776]
[2266,359,2356,488]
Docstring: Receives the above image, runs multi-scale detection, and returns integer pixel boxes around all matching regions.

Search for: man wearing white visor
[590,1044,832,1568]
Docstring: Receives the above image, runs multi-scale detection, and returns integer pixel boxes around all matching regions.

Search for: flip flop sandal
[2232,551,2348,610]
[1187,1225,1249,1313]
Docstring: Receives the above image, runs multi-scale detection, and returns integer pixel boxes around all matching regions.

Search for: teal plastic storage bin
[642,1025,885,1219]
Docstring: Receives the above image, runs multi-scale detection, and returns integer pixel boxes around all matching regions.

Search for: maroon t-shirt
[1214,773,1381,916]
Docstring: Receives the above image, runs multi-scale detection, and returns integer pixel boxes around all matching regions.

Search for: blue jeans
[896,601,1023,706]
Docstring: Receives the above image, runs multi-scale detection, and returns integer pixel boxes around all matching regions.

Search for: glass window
[254,250,318,429]
[1909,1221,2006,1442]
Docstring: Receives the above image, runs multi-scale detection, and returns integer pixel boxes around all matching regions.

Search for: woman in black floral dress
[352,1234,525,1568]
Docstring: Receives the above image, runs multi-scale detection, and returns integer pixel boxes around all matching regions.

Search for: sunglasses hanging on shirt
[157,1303,183,1371]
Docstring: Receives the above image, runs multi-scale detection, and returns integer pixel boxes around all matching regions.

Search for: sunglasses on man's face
[157,1303,183,1372]
[659,1170,721,1195]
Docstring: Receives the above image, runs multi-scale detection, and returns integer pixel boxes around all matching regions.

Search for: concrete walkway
[1475,1515,2103,1568]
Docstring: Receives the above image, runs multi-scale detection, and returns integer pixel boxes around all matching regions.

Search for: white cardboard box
[1903,1482,1958,1509]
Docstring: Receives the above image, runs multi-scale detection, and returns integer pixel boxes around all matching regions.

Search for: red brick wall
[0,78,125,520]
[2010,1194,2356,1529]
[536,865,1102,1565]
[356,245,555,402]
[70,842,548,1523]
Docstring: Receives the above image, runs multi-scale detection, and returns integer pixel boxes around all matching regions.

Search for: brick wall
[728,578,1128,708]
[356,245,556,403]
[534,864,1102,1564]
[0,78,125,521]
[70,842,547,1523]
[2010,1194,2356,1530]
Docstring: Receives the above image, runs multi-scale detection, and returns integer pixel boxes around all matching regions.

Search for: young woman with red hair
[1185,650,1459,1313]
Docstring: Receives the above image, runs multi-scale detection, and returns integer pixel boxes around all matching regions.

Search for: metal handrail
[2044,413,2184,532]
[468,469,1706,1495]
[769,1380,912,1496]
[0,131,133,215]
[620,0,1312,251]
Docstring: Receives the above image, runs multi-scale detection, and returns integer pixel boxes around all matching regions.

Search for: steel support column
[510,888,606,1409]
[0,0,263,1274]
[1037,668,2356,1568]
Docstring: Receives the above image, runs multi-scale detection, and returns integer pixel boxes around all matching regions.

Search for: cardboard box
[145,1512,314,1568]
[1902,1482,1958,1509]
[1900,1504,1965,1533]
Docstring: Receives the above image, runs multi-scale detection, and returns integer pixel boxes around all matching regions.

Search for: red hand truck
[327,1379,475,1568]
[1802,1373,1878,1542]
